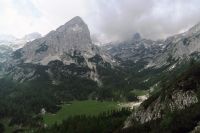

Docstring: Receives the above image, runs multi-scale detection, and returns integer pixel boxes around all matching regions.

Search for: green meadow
[44,100,118,126]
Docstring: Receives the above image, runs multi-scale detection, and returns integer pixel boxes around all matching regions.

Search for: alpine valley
[1,16,200,133]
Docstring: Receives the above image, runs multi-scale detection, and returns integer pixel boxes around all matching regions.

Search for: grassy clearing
[43,100,118,126]
[131,89,149,96]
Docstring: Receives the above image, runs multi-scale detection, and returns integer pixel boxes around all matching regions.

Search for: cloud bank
[88,0,200,41]
[0,0,200,42]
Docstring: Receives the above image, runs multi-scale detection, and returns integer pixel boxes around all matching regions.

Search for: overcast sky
[0,0,200,42]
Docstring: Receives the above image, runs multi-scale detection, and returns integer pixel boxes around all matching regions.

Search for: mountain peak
[69,16,84,23]
[56,16,86,33]
[13,16,95,65]
[50,16,92,46]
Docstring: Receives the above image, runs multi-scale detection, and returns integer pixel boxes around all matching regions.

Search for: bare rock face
[14,16,97,65]
[124,90,198,128]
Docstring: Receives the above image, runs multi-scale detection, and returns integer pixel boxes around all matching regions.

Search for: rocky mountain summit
[12,17,100,65]
[5,16,113,83]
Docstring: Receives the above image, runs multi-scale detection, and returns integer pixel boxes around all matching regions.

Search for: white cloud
[0,0,200,42]
[0,0,46,37]
[0,0,91,38]
[88,0,200,41]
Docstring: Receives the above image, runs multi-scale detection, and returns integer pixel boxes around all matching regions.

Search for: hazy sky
[0,0,200,42]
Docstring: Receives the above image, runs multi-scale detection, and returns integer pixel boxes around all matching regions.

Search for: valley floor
[43,100,118,126]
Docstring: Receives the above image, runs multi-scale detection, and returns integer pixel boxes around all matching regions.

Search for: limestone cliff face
[14,16,96,65]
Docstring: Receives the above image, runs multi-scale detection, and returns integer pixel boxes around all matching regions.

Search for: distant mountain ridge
[103,22,200,71]
[0,32,42,51]
[102,34,164,63]
[0,33,41,63]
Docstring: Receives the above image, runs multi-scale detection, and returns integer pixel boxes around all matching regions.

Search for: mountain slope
[101,22,200,94]
[0,17,114,131]
[121,62,200,133]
